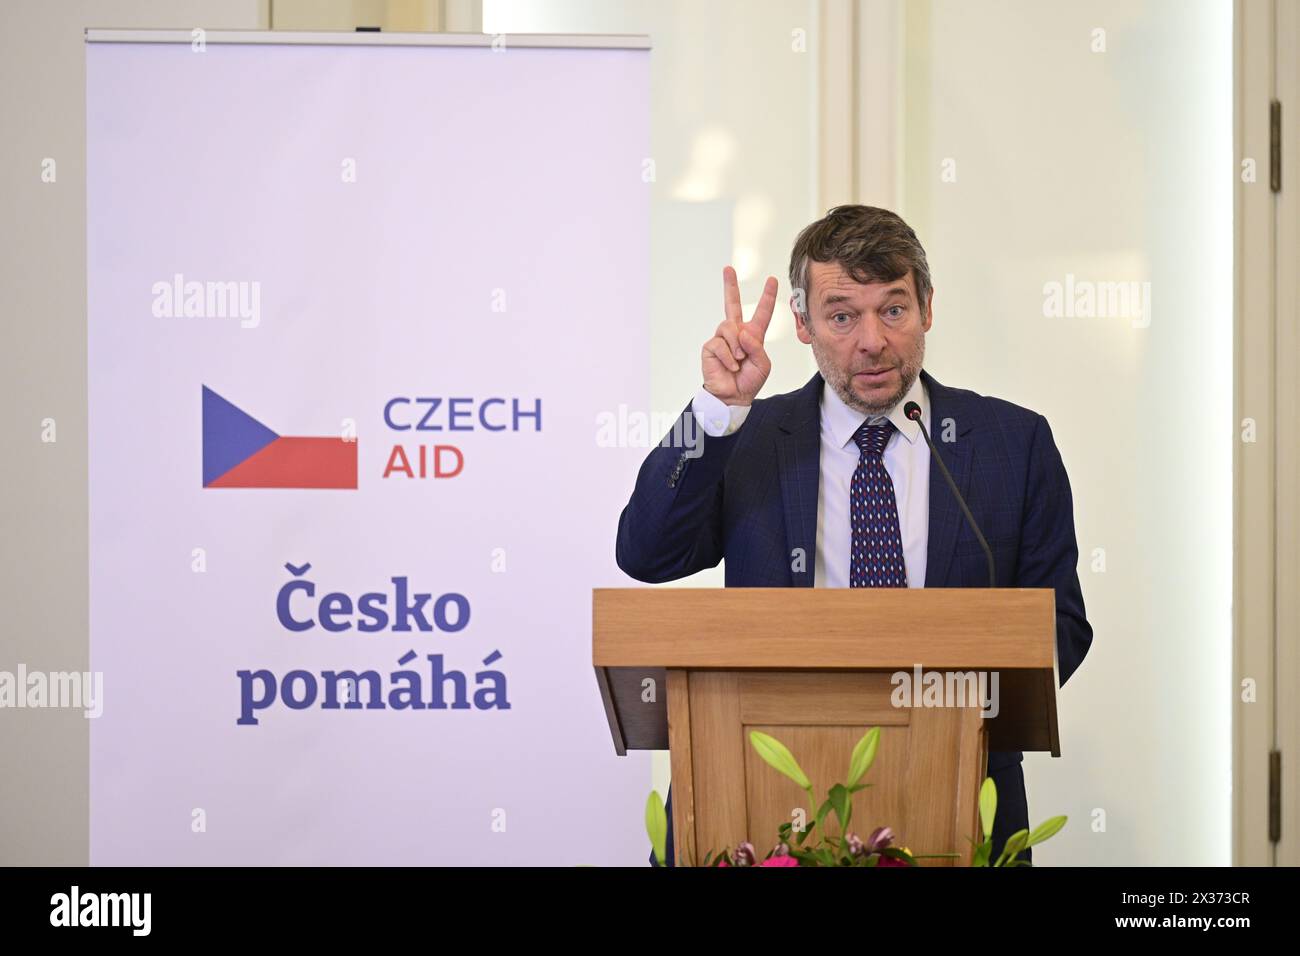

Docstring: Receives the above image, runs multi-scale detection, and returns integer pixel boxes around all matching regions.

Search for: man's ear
[921,288,934,333]
[793,298,813,345]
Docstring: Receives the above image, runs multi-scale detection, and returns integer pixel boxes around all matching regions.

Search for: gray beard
[812,333,924,417]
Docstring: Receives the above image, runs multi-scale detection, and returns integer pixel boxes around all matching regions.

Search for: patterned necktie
[849,419,908,587]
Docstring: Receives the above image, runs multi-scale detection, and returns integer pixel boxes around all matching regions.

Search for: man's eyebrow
[820,286,910,306]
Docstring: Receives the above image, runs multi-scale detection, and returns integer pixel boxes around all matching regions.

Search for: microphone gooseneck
[904,401,995,588]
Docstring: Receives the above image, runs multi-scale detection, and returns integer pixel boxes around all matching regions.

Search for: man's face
[793,260,933,416]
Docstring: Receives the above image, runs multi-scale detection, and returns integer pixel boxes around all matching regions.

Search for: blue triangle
[202,386,279,485]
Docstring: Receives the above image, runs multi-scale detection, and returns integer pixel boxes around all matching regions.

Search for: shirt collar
[821,370,928,451]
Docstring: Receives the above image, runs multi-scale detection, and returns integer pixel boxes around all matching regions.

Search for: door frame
[1235,0,1298,867]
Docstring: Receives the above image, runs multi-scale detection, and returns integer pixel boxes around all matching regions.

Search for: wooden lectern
[592,588,1059,866]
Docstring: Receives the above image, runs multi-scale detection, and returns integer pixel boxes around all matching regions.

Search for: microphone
[904,400,995,588]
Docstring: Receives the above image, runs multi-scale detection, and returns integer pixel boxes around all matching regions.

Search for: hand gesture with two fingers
[701,266,777,407]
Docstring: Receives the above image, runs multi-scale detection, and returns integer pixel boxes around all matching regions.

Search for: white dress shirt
[691,374,931,588]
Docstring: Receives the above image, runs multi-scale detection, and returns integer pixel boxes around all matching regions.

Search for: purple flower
[865,826,894,853]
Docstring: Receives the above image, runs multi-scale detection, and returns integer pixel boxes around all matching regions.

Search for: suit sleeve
[614,398,744,583]
[1015,414,1093,687]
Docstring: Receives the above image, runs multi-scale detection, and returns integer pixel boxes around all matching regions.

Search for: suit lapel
[922,370,976,588]
[776,372,823,587]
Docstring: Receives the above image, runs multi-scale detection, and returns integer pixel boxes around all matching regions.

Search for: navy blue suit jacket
[615,369,1092,865]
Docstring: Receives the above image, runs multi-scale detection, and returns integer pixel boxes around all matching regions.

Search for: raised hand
[701,266,777,406]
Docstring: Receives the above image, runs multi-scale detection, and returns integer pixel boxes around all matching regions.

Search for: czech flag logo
[202,386,357,489]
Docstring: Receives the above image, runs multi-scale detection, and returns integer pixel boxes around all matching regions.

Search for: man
[616,205,1093,867]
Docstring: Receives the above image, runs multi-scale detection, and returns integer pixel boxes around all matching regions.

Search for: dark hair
[788,205,932,319]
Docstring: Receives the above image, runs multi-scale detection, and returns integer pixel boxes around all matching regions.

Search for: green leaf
[879,846,914,865]
[811,797,834,843]
[828,784,853,834]
[1025,815,1068,848]
[749,731,812,790]
[971,839,993,867]
[846,727,881,787]
[645,791,668,867]
[978,777,998,840]
[995,829,1030,867]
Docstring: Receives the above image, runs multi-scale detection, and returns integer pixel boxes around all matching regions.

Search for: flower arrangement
[646,727,1066,867]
